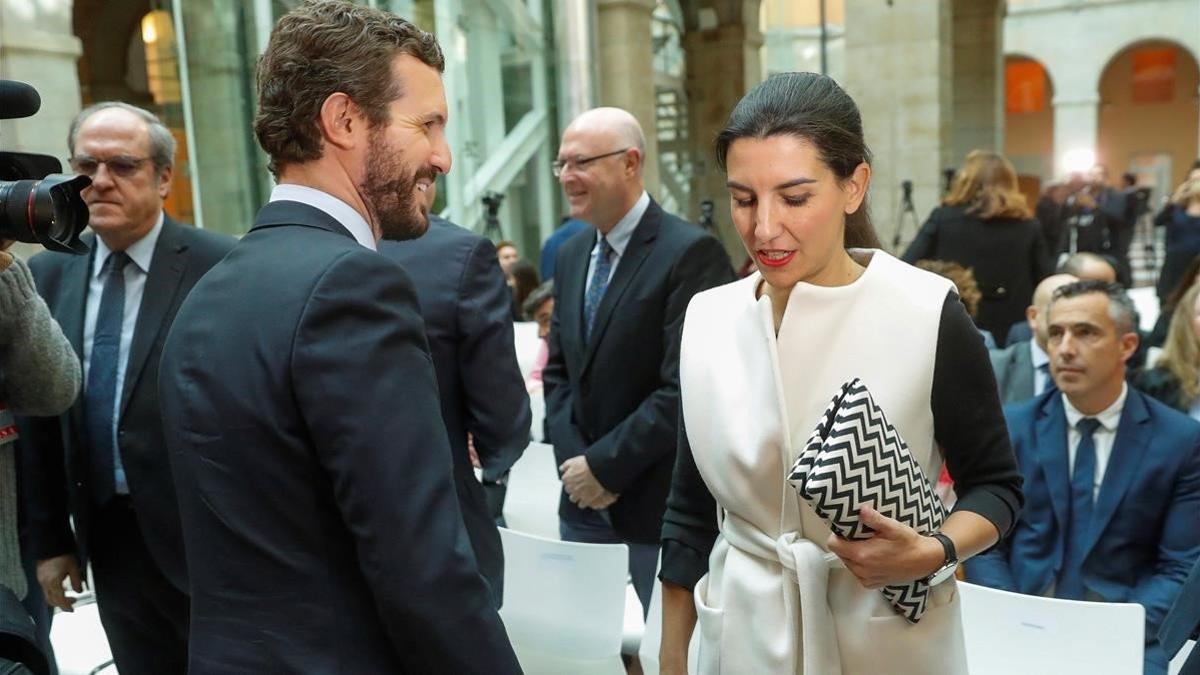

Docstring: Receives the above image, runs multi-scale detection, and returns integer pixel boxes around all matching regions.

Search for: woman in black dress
[902,150,1053,344]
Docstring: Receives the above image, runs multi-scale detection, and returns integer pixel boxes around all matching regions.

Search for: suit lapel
[1035,392,1071,532]
[563,232,591,355]
[1083,389,1150,556]
[120,219,188,419]
[580,202,659,374]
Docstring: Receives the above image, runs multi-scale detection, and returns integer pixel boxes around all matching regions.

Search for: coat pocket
[859,580,968,675]
[693,574,724,674]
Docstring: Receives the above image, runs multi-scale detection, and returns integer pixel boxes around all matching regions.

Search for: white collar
[1030,339,1049,368]
[269,183,377,251]
[595,190,650,257]
[92,211,164,278]
[1063,382,1127,433]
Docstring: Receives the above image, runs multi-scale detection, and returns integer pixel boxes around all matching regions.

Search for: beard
[360,133,435,242]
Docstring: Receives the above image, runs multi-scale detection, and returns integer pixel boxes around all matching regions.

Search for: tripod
[891,180,919,251]
[481,191,505,241]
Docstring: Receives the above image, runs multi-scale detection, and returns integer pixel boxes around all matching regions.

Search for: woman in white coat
[658,73,1024,674]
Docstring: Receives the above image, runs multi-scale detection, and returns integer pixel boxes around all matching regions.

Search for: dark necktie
[86,251,130,505]
[583,237,613,341]
[1057,416,1100,600]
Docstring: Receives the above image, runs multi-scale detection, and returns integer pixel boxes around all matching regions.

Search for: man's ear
[317,92,365,151]
[1119,330,1140,364]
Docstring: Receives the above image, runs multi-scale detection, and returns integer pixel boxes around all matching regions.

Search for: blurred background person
[509,259,540,322]
[991,274,1079,404]
[1136,283,1200,418]
[914,259,998,348]
[1088,164,1135,277]
[1147,254,1200,349]
[521,280,554,392]
[539,218,586,282]
[903,150,1052,346]
[1155,173,1200,308]
[496,240,520,278]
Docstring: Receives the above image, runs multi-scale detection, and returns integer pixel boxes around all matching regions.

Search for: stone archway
[1004,53,1055,205]
[1096,39,1199,193]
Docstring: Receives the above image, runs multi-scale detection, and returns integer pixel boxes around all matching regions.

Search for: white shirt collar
[1030,339,1049,368]
[596,190,650,257]
[1063,382,1127,433]
[92,211,164,278]
[269,184,377,251]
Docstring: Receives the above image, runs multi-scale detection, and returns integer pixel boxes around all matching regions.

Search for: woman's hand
[826,505,945,589]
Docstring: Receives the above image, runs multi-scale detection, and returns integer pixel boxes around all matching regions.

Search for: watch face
[928,561,958,586]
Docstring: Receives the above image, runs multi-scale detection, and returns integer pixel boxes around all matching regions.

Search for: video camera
[0,80,91,254]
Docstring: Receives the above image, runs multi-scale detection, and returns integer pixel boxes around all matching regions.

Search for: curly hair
[254,0,444,175]
[914,259,982,317]
[1158,283,1200,403]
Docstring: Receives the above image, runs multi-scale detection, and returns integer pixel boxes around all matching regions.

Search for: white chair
[498,528,628,674]
[1127,285,1160,332]
[622,583,645,657]
[528,388,545,442]
[1169,639,1195,675]
[502,441,561,540]
[50,592,118,675]
[958,581,1144,675]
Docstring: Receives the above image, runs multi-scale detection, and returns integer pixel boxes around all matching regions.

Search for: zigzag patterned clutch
[787,378,948,623]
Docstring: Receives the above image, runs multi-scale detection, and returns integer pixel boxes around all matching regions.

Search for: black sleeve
[1029,219,1055,282]
[659,409,720,591]
[932,291,1024,540]
[900,210,940,264]
[455,236,531,481]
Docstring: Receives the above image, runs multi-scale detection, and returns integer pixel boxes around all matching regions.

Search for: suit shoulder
[175,222,237,258]
[1003,395,1040,425]
[1141,390,1200,440]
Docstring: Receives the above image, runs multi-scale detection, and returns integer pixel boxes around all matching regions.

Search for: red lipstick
[757,250,796,268]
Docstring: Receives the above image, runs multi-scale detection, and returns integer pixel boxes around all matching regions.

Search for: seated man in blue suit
[968,280,1200,674]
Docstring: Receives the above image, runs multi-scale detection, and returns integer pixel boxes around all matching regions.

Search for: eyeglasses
[552,148,630,178]
[69,155,152,179]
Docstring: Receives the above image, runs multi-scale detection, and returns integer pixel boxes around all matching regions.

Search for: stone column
[0,0,83,159]
[596,0,659,193]
[843,0,954,252]
[682,21,763,252]
[950,0,1004,162]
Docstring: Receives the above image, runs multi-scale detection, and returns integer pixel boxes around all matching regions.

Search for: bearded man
[155,3,519,673]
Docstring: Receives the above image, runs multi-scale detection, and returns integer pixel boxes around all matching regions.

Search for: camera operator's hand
[0,240,13,272]
[37,554,84,612]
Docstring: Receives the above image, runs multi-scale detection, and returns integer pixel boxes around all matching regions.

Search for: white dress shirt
[1030,339,1051,395]
[1062,383,1127,501]
[584,190,650,296]
[83,211,164,494]
[269,183,377,251]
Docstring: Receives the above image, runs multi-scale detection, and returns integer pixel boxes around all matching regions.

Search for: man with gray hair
[543,107,733,612]
[20,101,234,673]
[969,280,1200,674]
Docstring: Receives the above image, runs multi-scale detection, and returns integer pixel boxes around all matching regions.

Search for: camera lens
[0,174,91,252]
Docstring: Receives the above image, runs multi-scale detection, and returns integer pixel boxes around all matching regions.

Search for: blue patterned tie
[85,251,129,505]
[583,237,613,341]
[1057,416,1100,600]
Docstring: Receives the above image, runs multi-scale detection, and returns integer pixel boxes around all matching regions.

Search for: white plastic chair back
[499,528,628,674]
[958,581,1144,675]
[50,592,116,675]
[502,441,561,540]
[1169,639,1195,675]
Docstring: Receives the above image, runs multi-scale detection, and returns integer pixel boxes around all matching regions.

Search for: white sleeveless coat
[678,250,970,674]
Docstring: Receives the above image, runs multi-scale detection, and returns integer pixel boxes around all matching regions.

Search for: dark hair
[714,72,880,249]
[254,0,444,175]
[510,259,540,319]
[1164,253,1200,312]
[1050,279,1136,335]
[522,280,554,318]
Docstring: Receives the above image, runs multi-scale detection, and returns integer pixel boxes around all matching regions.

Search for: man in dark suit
[544,107,734,612]
[969,280,1200,675]
[21,102,235,674]
[991,273,1076,403]
[156,6,517,673]
[1160,559,1200,674]
[379,208,531,608]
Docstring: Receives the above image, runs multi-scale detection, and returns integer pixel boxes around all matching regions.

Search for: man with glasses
[543,107,733,613]
[20,102,234,674]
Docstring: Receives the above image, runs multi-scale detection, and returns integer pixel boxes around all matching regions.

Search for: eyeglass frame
[552,148,632,178]
[68,154,156,179]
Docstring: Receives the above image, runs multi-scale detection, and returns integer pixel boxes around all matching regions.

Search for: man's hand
[37,554,83,612]
[559,456,618,509]
[825,505,945,589]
